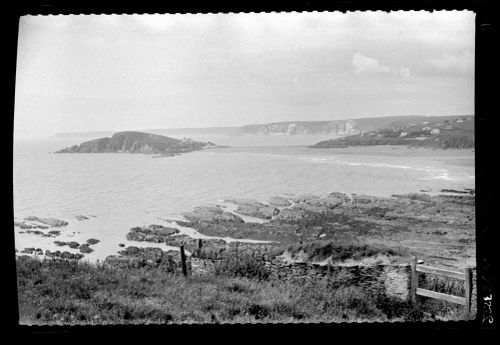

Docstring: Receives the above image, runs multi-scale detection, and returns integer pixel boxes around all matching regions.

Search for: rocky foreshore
[176,190,474,268]
[112,189,475,270]
[16,189,475,270]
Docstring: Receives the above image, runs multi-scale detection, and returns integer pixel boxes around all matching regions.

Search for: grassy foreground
[16,254,469,325]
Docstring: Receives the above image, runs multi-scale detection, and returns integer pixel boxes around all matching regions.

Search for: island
[55,131,217,156]
[310,115,474,149]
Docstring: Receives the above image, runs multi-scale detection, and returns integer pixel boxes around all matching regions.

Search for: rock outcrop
[55,131,215,155]
[183,206,244,223]
[126,225,180,243]
[23,216,68,228]
[44,250,84,260]
[267,196,292,207]
[225,199,279,220]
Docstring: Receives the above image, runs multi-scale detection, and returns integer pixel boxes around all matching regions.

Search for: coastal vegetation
[17,252,469,325]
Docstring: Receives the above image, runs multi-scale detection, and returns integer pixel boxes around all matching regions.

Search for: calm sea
[13,134,475,261]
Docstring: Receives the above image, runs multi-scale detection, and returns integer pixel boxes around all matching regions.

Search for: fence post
[410,256,418,305]
[465,267,472,317]
[180,245,188,277]
[198,239,203,249]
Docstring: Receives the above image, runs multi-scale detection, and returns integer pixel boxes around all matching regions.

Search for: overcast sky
[14,11,475,139]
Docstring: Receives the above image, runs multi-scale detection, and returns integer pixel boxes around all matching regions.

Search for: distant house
[456,118,464,123]
[400,131,408,137]
[430,128,440,135]
[422,121,429,125]
[423,126,432,131]
[444,126,453,130]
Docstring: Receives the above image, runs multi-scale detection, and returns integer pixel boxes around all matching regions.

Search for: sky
[14,11,475,139]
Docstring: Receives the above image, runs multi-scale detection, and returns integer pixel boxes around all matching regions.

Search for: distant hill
[238,115,468,135]
[51,115,474,140]
[52,131,115,139]
[52,127,239,139]
[55,131,215,156]
[310,115,474,149]
[146,127,240,137]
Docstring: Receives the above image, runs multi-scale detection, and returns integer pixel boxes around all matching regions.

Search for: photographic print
[14,10,477,325]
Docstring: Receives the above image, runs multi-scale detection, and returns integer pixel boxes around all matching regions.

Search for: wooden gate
[410,256,473,316]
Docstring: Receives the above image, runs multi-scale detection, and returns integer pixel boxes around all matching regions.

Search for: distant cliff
[310,116,474,149]
[55,131,215,155]
[238,116,468,136]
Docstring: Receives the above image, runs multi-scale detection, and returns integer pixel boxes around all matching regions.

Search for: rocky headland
[55,131,217,156]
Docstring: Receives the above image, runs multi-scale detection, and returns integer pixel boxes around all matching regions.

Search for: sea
[13,134,475,262]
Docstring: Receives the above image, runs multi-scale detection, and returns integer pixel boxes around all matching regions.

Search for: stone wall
[190,256,411,301]
[189,256,477,309]
[264,259,411,300]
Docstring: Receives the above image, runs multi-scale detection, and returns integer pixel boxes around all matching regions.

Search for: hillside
[55,131,215,155]
[310,116,474,149]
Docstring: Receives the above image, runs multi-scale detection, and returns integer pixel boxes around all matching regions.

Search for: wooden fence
[410,256,473,316]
